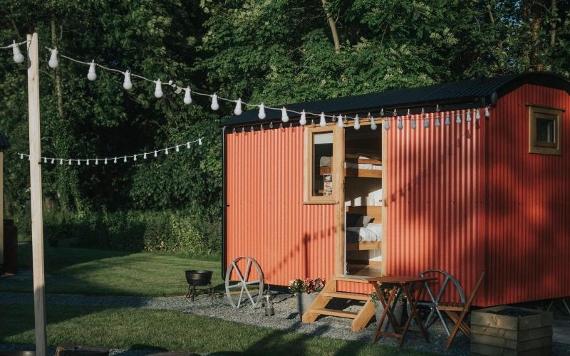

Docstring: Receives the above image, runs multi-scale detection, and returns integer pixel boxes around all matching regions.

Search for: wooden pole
[27,32,47,356]
[0,151,4,267]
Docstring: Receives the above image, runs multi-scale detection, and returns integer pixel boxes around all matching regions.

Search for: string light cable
[17,137,203,166]
[45,47,493,128]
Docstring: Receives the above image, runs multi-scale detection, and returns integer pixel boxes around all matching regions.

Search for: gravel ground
[1,291,569,356]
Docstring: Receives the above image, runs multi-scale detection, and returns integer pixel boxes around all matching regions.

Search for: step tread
[322,292,369,301]
[334,276,377,283]
[311,308,358,319]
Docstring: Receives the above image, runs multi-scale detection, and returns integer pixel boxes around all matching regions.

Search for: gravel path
[1,291,569,356]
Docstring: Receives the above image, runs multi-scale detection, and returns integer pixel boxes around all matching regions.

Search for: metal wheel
[413,270,466,336]
[225,256,265,308]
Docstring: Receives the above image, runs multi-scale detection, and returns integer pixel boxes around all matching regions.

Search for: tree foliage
[0,0,568,230]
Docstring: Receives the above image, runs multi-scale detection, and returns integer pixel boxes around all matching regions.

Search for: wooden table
[369,276,436,347]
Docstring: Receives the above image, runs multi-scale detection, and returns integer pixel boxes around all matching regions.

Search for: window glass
[536,117,556,146]
[312,132,333,196]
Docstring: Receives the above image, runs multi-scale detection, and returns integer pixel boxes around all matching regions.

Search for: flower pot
[296,292,317,319]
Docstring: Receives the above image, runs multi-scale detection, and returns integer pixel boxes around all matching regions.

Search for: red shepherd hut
[222,72,570,317]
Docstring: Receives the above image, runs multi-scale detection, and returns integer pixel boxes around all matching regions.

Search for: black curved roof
[225,72,570,127]
[0,133,9,151]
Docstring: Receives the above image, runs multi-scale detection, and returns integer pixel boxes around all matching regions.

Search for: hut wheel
[225,256,265,308]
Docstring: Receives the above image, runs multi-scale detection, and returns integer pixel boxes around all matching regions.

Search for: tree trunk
[550,0,557,48]
[321,0,340,53]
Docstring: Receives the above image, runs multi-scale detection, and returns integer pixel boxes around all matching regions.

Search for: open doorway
[343,128,383,276]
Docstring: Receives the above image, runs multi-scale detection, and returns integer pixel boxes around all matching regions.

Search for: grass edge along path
[0,304,433,356]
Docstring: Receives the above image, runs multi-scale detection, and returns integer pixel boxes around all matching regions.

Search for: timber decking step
[311,308,358,319]
[322,292,369,301]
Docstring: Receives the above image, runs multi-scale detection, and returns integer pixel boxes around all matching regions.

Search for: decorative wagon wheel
[408,270,466,336]
[225,256,265,308]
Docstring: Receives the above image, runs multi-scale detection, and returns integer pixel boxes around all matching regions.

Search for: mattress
[346,223,383,242]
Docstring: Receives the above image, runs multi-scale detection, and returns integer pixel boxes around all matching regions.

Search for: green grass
[0,304,432,355]
[0,244,222,296]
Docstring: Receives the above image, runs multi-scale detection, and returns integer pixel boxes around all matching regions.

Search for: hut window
[529,106,562,155]
[304,127,338,204]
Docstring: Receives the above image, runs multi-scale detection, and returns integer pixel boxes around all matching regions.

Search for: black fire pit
[185,270,214,302]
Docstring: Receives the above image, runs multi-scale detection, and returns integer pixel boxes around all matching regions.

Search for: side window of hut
[304,128,337,204]
[529,106,562,155]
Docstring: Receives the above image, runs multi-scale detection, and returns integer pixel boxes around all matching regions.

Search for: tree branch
[321,0,340,53]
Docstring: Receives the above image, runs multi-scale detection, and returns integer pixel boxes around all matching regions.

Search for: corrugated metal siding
[485,84,570,306]
[385,111,487,305]
[226,126,336,286]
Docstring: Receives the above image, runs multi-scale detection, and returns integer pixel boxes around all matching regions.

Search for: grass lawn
[0,304,433,356]
[0,244,222,296]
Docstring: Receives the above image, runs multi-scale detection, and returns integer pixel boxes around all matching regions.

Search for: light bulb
[485,106,490,118]
[397,116,403,130]
[184,87,192,104]
[87,60,97,81]
[154,79,163,98]
[466,110,472,122]
[354,115,360,130]
[370,114,377,130]
[456,111,462,124]
[12,41,24,63]
[281,107,289,123]
[234,99,242,115]
[409,109,416,129]
[48,48,58,68]
[475,109,481,120]
[211,93,219,111]
[123,71,132,90]
[319,112,326,127]
[445,111,451,125]
[258,103,266,119]
[423,109,430,128]
[337,114,344,128]
[299,110,307,126]
[123,156,127,162]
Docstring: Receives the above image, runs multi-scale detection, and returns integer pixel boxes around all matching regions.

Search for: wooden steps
[302,275,376,332]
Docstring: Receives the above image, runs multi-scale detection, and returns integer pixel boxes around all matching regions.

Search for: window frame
[303,125,342,205]
[528,105,562,155]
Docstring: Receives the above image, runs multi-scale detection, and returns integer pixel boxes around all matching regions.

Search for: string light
[475,108,481,120]
[299,110,307,126]
[337,114,344,128]
[409,109,416,129]
[445,111,451,125]
[48,48,59,68]
[485,106,490,118]
[154,79,163,98]
[281,107,289,123]
[184,87,192,105]
[370,113,377,130]
[258,103,266,119]
[123,71,133,90]
[87,60,97,81]
[18,137,203,166]
[319,112,326,127]
[211,93,219,111]
[354,114,360,130]
[466,109,472,122]
[423,108,430,128]
[12,40,24,63]
[434,105,441,127]
[234,98,242,115]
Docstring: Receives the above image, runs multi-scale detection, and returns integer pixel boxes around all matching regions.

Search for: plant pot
[296,292,317,319]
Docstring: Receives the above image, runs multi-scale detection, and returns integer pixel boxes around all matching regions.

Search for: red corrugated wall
[385,111,487,305]
[485,84,570,305]
[226,126,336,286]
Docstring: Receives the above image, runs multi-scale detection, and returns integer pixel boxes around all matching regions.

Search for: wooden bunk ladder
[301,276,376,332]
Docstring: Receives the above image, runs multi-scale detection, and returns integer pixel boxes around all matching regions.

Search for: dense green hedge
[42,211,221,255]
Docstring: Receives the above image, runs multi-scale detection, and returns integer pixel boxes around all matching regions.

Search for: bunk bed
[319,155,382,178]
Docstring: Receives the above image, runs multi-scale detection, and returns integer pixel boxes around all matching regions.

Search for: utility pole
[27,32,47,356]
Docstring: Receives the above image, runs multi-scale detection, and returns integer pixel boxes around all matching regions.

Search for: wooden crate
[471,306,553,356]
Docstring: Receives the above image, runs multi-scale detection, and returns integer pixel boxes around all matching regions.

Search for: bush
[44,210,221,255]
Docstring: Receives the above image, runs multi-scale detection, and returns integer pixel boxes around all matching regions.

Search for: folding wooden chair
[439,272,485,350]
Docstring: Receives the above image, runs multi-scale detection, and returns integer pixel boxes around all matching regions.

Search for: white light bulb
[184,87,192,104]
[78,160,81,166]
[86,160,90,166]
[123,70,133,90]
[234,98,242,115]
[143,153,147,159]
[258,103,266,119]
[354,115,360,130]
[211,93,219,111]
[445,112,451,125]
[134,155,137,161]
[475,109,481,120]
[409,110,416,129]
[456,111,462,124]
[154,79,163,98]
[299,110,307,126]
[319,112,326,127]
[337,114,344,128]
[466,110,472,122]
[60,159,63,165]
[175,145,180,152]
[281,107,289,123]
[68,159,72,165]
[187,142,191,148]
[165,148,169,155]
[397,116,403,130]
[95,159,99,165]
[485,106,490,118]
[370,114,377,130]
[198,138,203,146]
[12,41,24,63]
[48,48,58,68]
[154,151,158,157]
[423,111,430,128]
[87,60,97,81]
[104,158,108,165]
[123,156,127,162]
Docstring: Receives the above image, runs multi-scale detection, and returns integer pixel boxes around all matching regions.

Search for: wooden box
[471,306,553,356]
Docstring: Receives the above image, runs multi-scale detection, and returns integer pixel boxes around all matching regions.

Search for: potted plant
[289,277,325,319]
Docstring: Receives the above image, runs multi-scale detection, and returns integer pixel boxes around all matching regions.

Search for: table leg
[401,283,430,346]
[373,286,400,343]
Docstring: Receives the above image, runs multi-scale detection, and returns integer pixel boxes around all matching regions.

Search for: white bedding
[346,223,383,242]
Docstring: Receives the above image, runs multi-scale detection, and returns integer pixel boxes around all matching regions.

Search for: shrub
[44,210,221,255]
